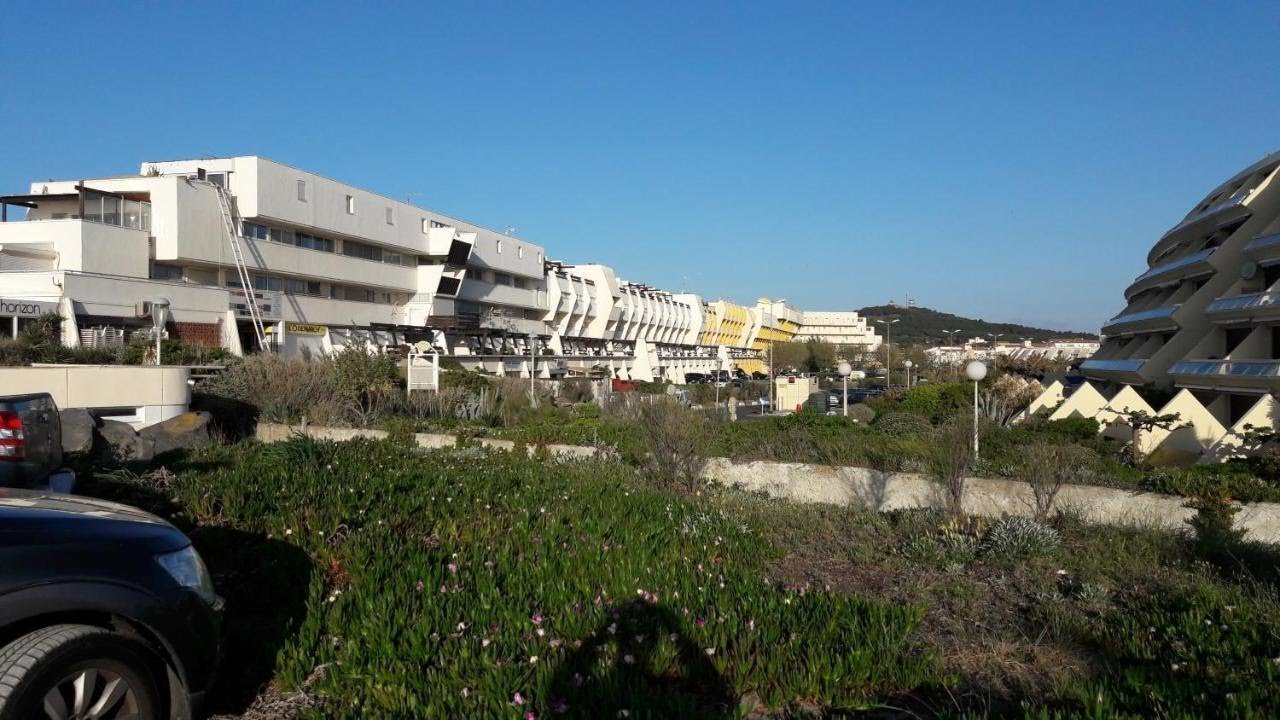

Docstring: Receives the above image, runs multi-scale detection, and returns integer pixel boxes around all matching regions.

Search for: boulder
[59,408,96,455]
[139,411,214,456]
[96,419,155,463]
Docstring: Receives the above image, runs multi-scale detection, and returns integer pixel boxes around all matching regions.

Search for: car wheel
[0,624,162,720]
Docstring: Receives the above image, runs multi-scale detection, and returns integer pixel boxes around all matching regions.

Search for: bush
[638,398,714,493]
[202,354,338,423]
[1186,491,1245,563]
[874,412,933,437]
[1015,444,1100,519]
[559,377,595,404]
[896,383,970,423]
[1041,416,1102,444]
[979,516,1060,559]
[847,403,875,425]
[923,416,974,517]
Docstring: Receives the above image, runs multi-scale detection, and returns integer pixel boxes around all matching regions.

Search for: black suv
[0,489,221,720]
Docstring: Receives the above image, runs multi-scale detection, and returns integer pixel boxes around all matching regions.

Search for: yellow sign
[284,323,327,336]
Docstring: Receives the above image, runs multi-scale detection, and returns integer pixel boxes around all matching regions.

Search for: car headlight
[156,545,217,604]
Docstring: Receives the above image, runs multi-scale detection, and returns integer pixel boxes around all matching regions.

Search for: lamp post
[987,333,1003,368]
[942,329,962,346]
[528,332,538,408]
[965,360,987,461]
[875,318,899,387]
[903,359,913,388]
[150,297,170,366]
[837,361,852,417]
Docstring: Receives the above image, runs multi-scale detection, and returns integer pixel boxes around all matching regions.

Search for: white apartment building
[0,154,883,384]
[0,156,544,359]
[926,339,1099,366]
[1082,150,1280,426]
[792,310,881,349]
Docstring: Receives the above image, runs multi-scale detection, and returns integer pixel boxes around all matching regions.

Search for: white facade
[793,310,881,349]
[0,154,881,383]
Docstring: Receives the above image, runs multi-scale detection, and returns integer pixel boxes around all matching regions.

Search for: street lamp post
[965,360,987,461]
[837,361,852,417]
[875,318,900,387]
[987,333,1003,368]
[528,332,538,408]
[903,359,913,388]
[150,297,170,366]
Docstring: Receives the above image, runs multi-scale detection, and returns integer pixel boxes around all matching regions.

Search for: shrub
[637,398,714,493]
[559,377,595,404]
[1015,444,1100,519]
[1186,491,1245,562]
[847,403,875,425]
[924,416,974,517]
[332,347,401,426]
[979,516,1060,559]
[874,412,932,437]
[1042,416,1102,444]
[896,383,970,423]
[202,354,338,423]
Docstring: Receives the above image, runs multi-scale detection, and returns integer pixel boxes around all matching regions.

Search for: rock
[139,411,213,456]
[59,408,96,455]
[96,419,155,463]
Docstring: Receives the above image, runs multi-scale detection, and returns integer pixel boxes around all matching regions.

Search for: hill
[857,305,1095,346]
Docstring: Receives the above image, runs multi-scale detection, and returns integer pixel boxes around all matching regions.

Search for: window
[386,207,394,225]
[297,180,307,201]
[497,239,503,254]
[345,195,355,214]
[494,273,513,286]
[241,221,269,240]
[282,278,322,296]
[149,263,183,281]
[342,240,382,262]
[518,246,524,259]
[270,228,296,246]
[297,233,334,252]
[430,219,448,229]
[421,218,429,234]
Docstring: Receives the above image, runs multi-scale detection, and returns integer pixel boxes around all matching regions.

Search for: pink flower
[550,697,570,713]
[532,612,544,625]
[623,654,634,664]
[447,563,459,574]
[695,617,707,628]
[415,580,425,592]
[513,691,525,705]
[747,618,756,631]
[526,713,537,720]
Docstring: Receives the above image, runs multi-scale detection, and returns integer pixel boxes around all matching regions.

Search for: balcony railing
[1162,193,1250,239]
[1169,359,1280,379]
[1080,358,1147,373]
[1245,233,1280,255]
[1102,305,1180,333]
[1206,292,1280,314]
[1130,248,1215,285]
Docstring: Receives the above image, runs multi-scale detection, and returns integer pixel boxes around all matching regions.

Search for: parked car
[0,393,74,491]
[684,372,708,384]
[0,489,222,720]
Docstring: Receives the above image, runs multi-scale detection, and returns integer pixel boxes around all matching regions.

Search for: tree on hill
[858,305,1094,346]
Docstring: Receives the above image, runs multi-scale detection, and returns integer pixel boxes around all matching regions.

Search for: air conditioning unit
[134,301,153,318]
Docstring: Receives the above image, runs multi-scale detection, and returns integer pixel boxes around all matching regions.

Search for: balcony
[1101,305,1180,336]
[1170,359,1280,389]
[1080,357,1149,384]
[1125,248,1215,298]
[1149,193,1253,264]
[1205,291,1280,322]
[1244,232,1280,262]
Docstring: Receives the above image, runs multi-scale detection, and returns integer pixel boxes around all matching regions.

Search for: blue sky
[2,2,1277,331]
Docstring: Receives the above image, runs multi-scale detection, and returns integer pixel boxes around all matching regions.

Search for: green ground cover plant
[80,439,1280,718]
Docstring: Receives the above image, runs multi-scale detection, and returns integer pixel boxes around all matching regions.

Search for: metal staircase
[202,180,268,352]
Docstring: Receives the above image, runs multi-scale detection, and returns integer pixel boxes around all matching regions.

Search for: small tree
[1016,444,1099,520]
[1116,409,1181,466]
[925,416,974,518]
[637,398,714,494]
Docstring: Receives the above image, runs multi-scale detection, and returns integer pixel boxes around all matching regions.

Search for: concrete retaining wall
[255,423,597,459]
[254,423,1280,544]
